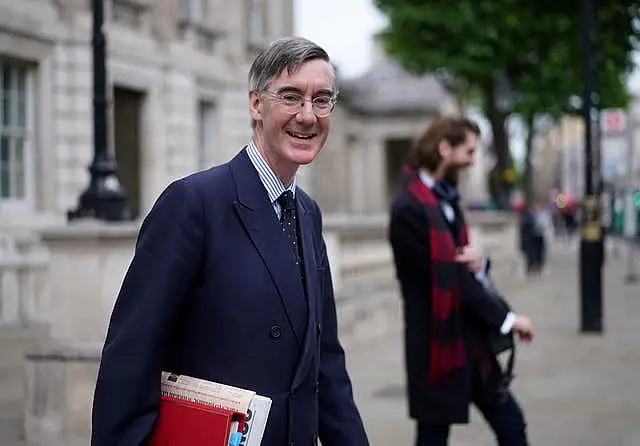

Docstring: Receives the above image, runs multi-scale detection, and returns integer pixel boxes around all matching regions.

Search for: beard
[444,165,461,186]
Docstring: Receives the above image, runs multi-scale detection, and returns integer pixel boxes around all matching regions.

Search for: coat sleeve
[91,179,205,446]
[389,199,509,333]
[388,200,433,284]
[457,267,510,332]
[314,203,369,446]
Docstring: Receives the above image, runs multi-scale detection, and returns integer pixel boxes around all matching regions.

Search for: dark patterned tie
[277,191,302,267]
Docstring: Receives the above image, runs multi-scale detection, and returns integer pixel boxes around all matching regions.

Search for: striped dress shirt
[246,139,297,220]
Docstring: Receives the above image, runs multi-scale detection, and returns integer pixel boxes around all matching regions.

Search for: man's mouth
[286,131,316,140]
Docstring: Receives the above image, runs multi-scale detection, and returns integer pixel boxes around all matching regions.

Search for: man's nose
[296,100,316,123]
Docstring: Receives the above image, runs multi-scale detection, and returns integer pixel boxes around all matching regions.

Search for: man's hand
[512,315,534,342]
[455,245,484,273]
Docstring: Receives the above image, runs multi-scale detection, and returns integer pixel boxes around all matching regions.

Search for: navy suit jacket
[91,149,369,446]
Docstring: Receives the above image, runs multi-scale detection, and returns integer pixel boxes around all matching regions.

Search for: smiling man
[91,37,369,446]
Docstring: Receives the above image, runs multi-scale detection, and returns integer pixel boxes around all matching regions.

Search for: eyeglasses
[262,90,337,118]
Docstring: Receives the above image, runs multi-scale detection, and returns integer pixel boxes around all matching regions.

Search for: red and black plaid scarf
[404,166,470,386]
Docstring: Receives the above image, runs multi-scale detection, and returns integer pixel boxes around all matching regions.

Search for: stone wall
[24,342,100,446]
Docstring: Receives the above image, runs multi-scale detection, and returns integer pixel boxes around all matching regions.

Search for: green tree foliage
[373,0,639,205]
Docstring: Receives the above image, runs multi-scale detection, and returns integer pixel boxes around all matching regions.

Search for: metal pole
[67,0,132,222]
[579,0,604,333]
[624,114,638,283]
[93,0,107,165]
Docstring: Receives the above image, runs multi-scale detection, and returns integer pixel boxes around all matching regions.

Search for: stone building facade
[533,96,640,202]
[310,57,457,215]
[0,0,293,227]
[0,6,502,443]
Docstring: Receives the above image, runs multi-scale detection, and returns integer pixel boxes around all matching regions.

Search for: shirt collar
[418,169,436,189]
[245,139,296,205]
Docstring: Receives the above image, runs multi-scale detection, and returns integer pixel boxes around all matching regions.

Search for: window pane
[2,66,11,128]
[0,135,8,163]
[17,98,25,127]
[1,65,10,91]
[14,162,24,198]
[248,0,263,41]
[0,166,9,198]
[198,103,207,149]
[1,92,9,127]
[0,63,31,201]
[14,137,23,163]
[180,0,191,18]
[16,67,25,101]
[261,0,268,36]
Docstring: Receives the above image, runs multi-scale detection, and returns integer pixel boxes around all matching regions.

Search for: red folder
[148,394,246,446]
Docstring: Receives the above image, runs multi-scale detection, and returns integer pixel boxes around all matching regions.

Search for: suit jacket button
[270,325,281,339]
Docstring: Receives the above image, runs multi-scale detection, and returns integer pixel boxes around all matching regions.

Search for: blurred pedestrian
[388,116,534,446]
[519,201,548,274]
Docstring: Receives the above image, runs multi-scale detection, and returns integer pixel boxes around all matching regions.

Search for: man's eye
[314,97,331,105]
[282,95,301,102]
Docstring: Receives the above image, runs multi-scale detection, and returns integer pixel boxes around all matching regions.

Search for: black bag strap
[501,334,516,386]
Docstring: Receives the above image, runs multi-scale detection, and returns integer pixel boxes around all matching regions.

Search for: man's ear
[437,139,451,159]
[249,91,262,123]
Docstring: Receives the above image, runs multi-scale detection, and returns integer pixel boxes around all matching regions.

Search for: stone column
[139,81,168,215]
[348,138,367,213]
[364,137,387,213]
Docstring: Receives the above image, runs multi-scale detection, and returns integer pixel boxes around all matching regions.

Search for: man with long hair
[388,116,533,446]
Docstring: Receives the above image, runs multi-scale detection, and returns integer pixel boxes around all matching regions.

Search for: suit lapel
[230,150,306,347]
[290,197,319,388]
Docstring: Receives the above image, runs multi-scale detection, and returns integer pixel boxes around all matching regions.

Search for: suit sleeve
[91,179,205,446]
[314,205,369,446]
[389,200,509,333]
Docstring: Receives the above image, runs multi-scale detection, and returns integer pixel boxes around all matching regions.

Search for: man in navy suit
[91,36,369,446]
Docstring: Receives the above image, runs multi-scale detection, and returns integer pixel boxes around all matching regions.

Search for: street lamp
[67,0,132,222]
[579,0,604,333]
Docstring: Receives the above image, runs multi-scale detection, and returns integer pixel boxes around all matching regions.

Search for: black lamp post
[579,0,604,333]
[68,0,132,222]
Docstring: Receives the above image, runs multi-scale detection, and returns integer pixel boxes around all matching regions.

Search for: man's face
[249,59,334,182]
[441,131,477,184]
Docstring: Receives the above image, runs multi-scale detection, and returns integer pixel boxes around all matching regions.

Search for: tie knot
[278,190,296,211]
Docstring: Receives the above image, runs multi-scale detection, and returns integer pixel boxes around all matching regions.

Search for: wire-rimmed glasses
[262,90,337,118]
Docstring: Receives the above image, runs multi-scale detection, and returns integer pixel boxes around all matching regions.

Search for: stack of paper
[148,371,272,446]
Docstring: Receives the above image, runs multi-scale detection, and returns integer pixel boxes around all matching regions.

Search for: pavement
[343,240,640,446]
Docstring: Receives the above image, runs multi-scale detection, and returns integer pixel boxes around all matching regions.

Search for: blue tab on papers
[228,432,243,446]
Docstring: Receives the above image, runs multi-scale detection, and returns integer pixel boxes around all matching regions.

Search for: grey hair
[248,36,338,128]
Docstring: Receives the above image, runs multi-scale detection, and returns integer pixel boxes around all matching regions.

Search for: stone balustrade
[0,233,50,327]
[24,342,101,446]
